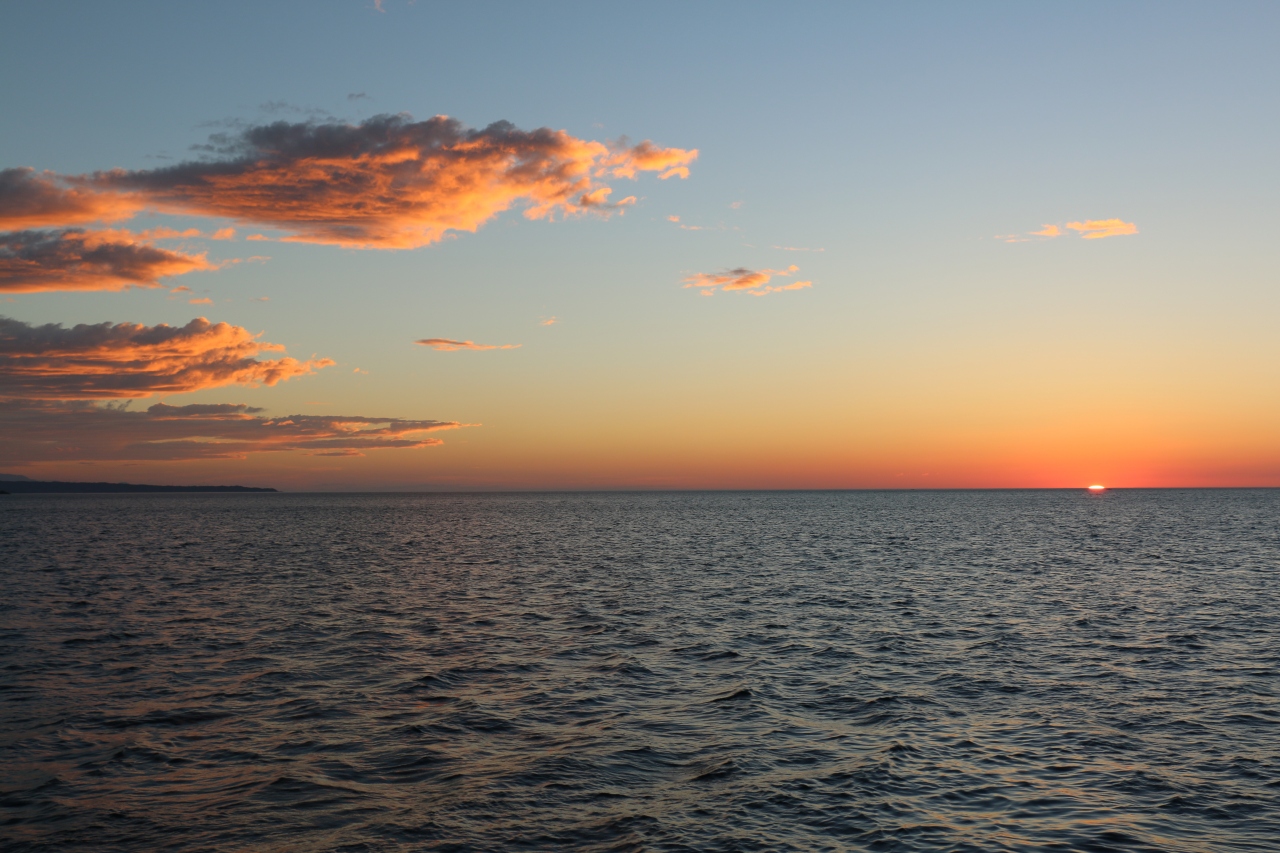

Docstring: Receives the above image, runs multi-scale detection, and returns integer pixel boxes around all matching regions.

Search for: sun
[1087,484,1106,492]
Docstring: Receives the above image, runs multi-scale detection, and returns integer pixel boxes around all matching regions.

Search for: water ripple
[2,490,1278,851]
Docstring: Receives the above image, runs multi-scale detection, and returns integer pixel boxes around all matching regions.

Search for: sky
[2,1,1279,490]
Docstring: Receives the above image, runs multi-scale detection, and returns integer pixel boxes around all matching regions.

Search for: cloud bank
[0,316,332,399]
[0,229,217,292]
[0,400,461,462]
[415,338,521,351]
[2,116,697,250]
[683,265,813,296]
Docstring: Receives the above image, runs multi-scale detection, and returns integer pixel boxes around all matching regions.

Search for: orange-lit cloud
[42,115,696,249]
[1066,218,1138,239]
[189,297,213,305]
[415,337,521,351]
[605,139,696,180]
[1003,220,1137,242]
[0,229,216,292]
[0,315,332,399]
[747,279,813,296]
[0,168,141,230]
[0,400,462,462]
[682,265,813,296]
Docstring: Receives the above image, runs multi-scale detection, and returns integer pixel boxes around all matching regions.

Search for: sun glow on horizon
[1087,484,1106,492]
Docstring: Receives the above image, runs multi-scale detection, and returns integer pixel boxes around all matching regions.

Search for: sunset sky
[2,1,1279,489]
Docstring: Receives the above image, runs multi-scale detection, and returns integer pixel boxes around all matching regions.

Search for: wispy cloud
[746,280,814,296]
[0,315,332,399]
[682,265,813,296]
[6,116,696,250]
[1001,219,1137,242]
[539,316,558,326]
[415,338,521,351]
[189,297,213,305]
[0,229,217,292]
[0,400,463,463]
[1066,218,1138,239]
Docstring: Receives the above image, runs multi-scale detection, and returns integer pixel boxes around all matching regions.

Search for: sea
[1,490,1277,852]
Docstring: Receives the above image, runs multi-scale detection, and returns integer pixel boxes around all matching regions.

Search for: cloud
[0,315,332,400]
[682,265,813,296]
[1066,218,1138,239]
[0,168,141,230]
[0,400,462,463]
[1002,219,1137,242]
[0,229,216,293]
[605,139,696,180]
[14,115,697,249]
[415,338,521,351]
[540,316,558,326]
[189,297,213,305]
[747,280,813,296]
[576,186,636,211]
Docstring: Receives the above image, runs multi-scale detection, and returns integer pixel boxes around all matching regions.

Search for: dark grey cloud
[0,400,463,463]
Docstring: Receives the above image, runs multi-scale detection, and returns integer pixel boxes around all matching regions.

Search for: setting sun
[1088,485,1107,491]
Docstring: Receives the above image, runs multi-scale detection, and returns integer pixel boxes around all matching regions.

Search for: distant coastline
[0,475,275,493]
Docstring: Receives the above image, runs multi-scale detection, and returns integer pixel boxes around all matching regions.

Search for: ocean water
[1,490,1277,852]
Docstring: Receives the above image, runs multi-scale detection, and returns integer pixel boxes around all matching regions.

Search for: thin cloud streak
[1001,219,1137,242]
[0,315,332,399]
[0,229,216,292]
[0,400,463,463]
[415,338,521,351]
[682,265,813,296]
[1066,218,1138,239]
[5,115,697,250]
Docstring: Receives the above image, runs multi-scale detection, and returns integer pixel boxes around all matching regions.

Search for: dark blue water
[1,490,1277,851]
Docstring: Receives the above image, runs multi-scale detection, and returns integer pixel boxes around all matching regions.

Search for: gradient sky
[2,1,1278,489]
